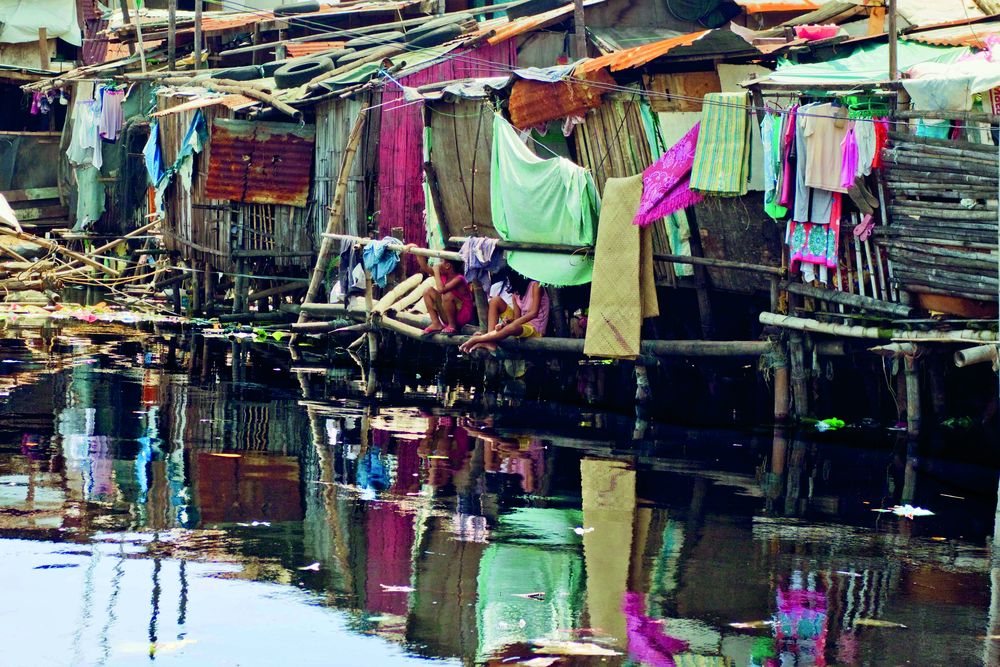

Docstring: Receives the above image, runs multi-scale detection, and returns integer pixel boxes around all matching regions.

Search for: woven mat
[689,91,750,196]
[584,175,659,359]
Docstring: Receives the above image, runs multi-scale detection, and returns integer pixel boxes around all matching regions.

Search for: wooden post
[292,110,368,341]
[37,29,50,71]
[194,0,203,70]
[471,281,489,331]
[202,261,213,315]
[251,23,261,67]
[904,354,921,437]
[233,260,248,314]
[684,208,715,339]
[788,332,809,418]
[572,0,587,59]
[120,0,136,56]
[364,271,378,397]
[126,0,148,73]
[888,0,898,81]
[773,340,790,422]
[190,260,201,316]
[167,0,177,70]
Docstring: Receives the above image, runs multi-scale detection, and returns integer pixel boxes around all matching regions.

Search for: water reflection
[0,326,997,666]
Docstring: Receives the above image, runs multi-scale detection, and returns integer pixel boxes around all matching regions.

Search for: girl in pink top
[459,271,548,354]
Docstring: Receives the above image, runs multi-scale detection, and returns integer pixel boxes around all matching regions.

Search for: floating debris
[728,620,774,630]
[854,619,907,629]
[572,527,595,535]
[380,584,415,593]
[532,641,621,656]
[872,505,935,519]
[297,562,321,571]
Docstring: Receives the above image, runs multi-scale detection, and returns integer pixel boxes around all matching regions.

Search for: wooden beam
[37,29,50,71]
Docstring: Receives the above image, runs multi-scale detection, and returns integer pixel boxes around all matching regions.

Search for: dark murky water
[1,325,999,666]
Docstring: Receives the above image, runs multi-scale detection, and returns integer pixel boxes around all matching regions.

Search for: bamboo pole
[167,0,177,70]
[55,219,159,275]
[780,281,913,317]
[194,0,203,70]
[372,273,423,315]
[760,312,1000,343]
[292,110,368,343]
[248,281,306,303]
[954,344,999,369]
[364,270,377,397]
[7,231,119,277]
[904,355,921,437]
[325,233,462,262]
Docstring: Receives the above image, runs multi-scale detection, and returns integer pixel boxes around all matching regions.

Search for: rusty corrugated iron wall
[205,119,316,208]
[376,41,515,258]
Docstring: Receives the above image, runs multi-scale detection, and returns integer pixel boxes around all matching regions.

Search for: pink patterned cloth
[633,123,703,227]
[623,591,689,667]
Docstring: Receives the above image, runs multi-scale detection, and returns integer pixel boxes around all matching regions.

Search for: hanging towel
[491,113,599,286]
[460,237,502,287]
[689,92,751,196]
[143,120,164,186]
[99,88,125,141]
[362,237,402,288]
[633,122,703,227]
[584,175,659,360]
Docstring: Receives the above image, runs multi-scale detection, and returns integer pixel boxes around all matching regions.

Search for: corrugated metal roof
[904,17,1000,46]
[588,27,685,52]
[205,119,316,208]
[578,30,710,72]
[734,0,820,13]
[484,0,606,44]
[151,93,255,117]
[507,66,615,128]
[286,41,346,58]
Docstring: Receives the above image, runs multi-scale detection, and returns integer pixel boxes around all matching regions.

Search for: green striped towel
[689,92,751,196]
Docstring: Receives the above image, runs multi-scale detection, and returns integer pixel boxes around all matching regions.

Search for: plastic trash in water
[872,504,934,519]
[814,418,845,432]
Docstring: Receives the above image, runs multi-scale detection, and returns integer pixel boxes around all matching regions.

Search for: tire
[260,59,289,78]
[404,13,473,42]
[344,31,405,50]
[335,47,383,67]
[273,56,334,88]
[211,65,263,81]
[331,48,356,64]
[406,24,463,49]
[273,1,321,15]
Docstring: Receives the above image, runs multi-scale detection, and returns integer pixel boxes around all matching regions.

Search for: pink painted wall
[376,42,516,255]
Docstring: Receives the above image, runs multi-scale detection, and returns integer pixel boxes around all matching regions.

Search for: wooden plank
[11,204,68,220]
[1,187,60,202]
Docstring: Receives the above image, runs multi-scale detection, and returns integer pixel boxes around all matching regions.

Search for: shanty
[0,0,999,665]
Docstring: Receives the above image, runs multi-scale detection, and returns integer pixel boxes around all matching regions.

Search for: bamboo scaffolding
[760,312,998,343]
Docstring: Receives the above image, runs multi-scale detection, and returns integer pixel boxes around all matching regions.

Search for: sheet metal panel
[205,119,316,208]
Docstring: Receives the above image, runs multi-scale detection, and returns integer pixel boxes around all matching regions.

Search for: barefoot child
[459,271,548,354]
[407,244,474,335]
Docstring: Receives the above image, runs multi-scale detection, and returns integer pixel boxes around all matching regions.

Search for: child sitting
[459,271,548,354]
[407,244,474,335]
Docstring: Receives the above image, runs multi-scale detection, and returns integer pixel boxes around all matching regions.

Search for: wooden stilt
[927,357,947,419]
[364,270,378,397]
[773,344,790,423]
[471,281,489,331]
[788,332,809,418]
[684,208,715,339]
[904,355,921,437]
[190,262,201,316]
[232,259,247,314]
[202,261,214,315]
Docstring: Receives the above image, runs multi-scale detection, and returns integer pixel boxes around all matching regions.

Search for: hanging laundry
[491,113,599,286]
[760,113,787,220]
[787,193,842,278]
[66,99,103,170]
[633,122,703,227]
[459,237,502,287]
[143,120,164,186]
[585,175,658,360]
[871,117,889,170]
[802,103,849,193]
[99,88,125,141]
[362,237,402,288]
[839,122,858,189]
[779,104,798,207]
[793,104,834,226]
[689,92,751,196]
[854,119,878,177]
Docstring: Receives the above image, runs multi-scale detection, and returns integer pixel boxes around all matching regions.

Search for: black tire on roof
[344,31,405,50]
[273,56,335,88]
[211,65,263,81]
[406,23,463,49]
[403,13,473,41]
[273,1,321,15]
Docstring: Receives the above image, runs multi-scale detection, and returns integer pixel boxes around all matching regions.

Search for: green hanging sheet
[490,113,599,286]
